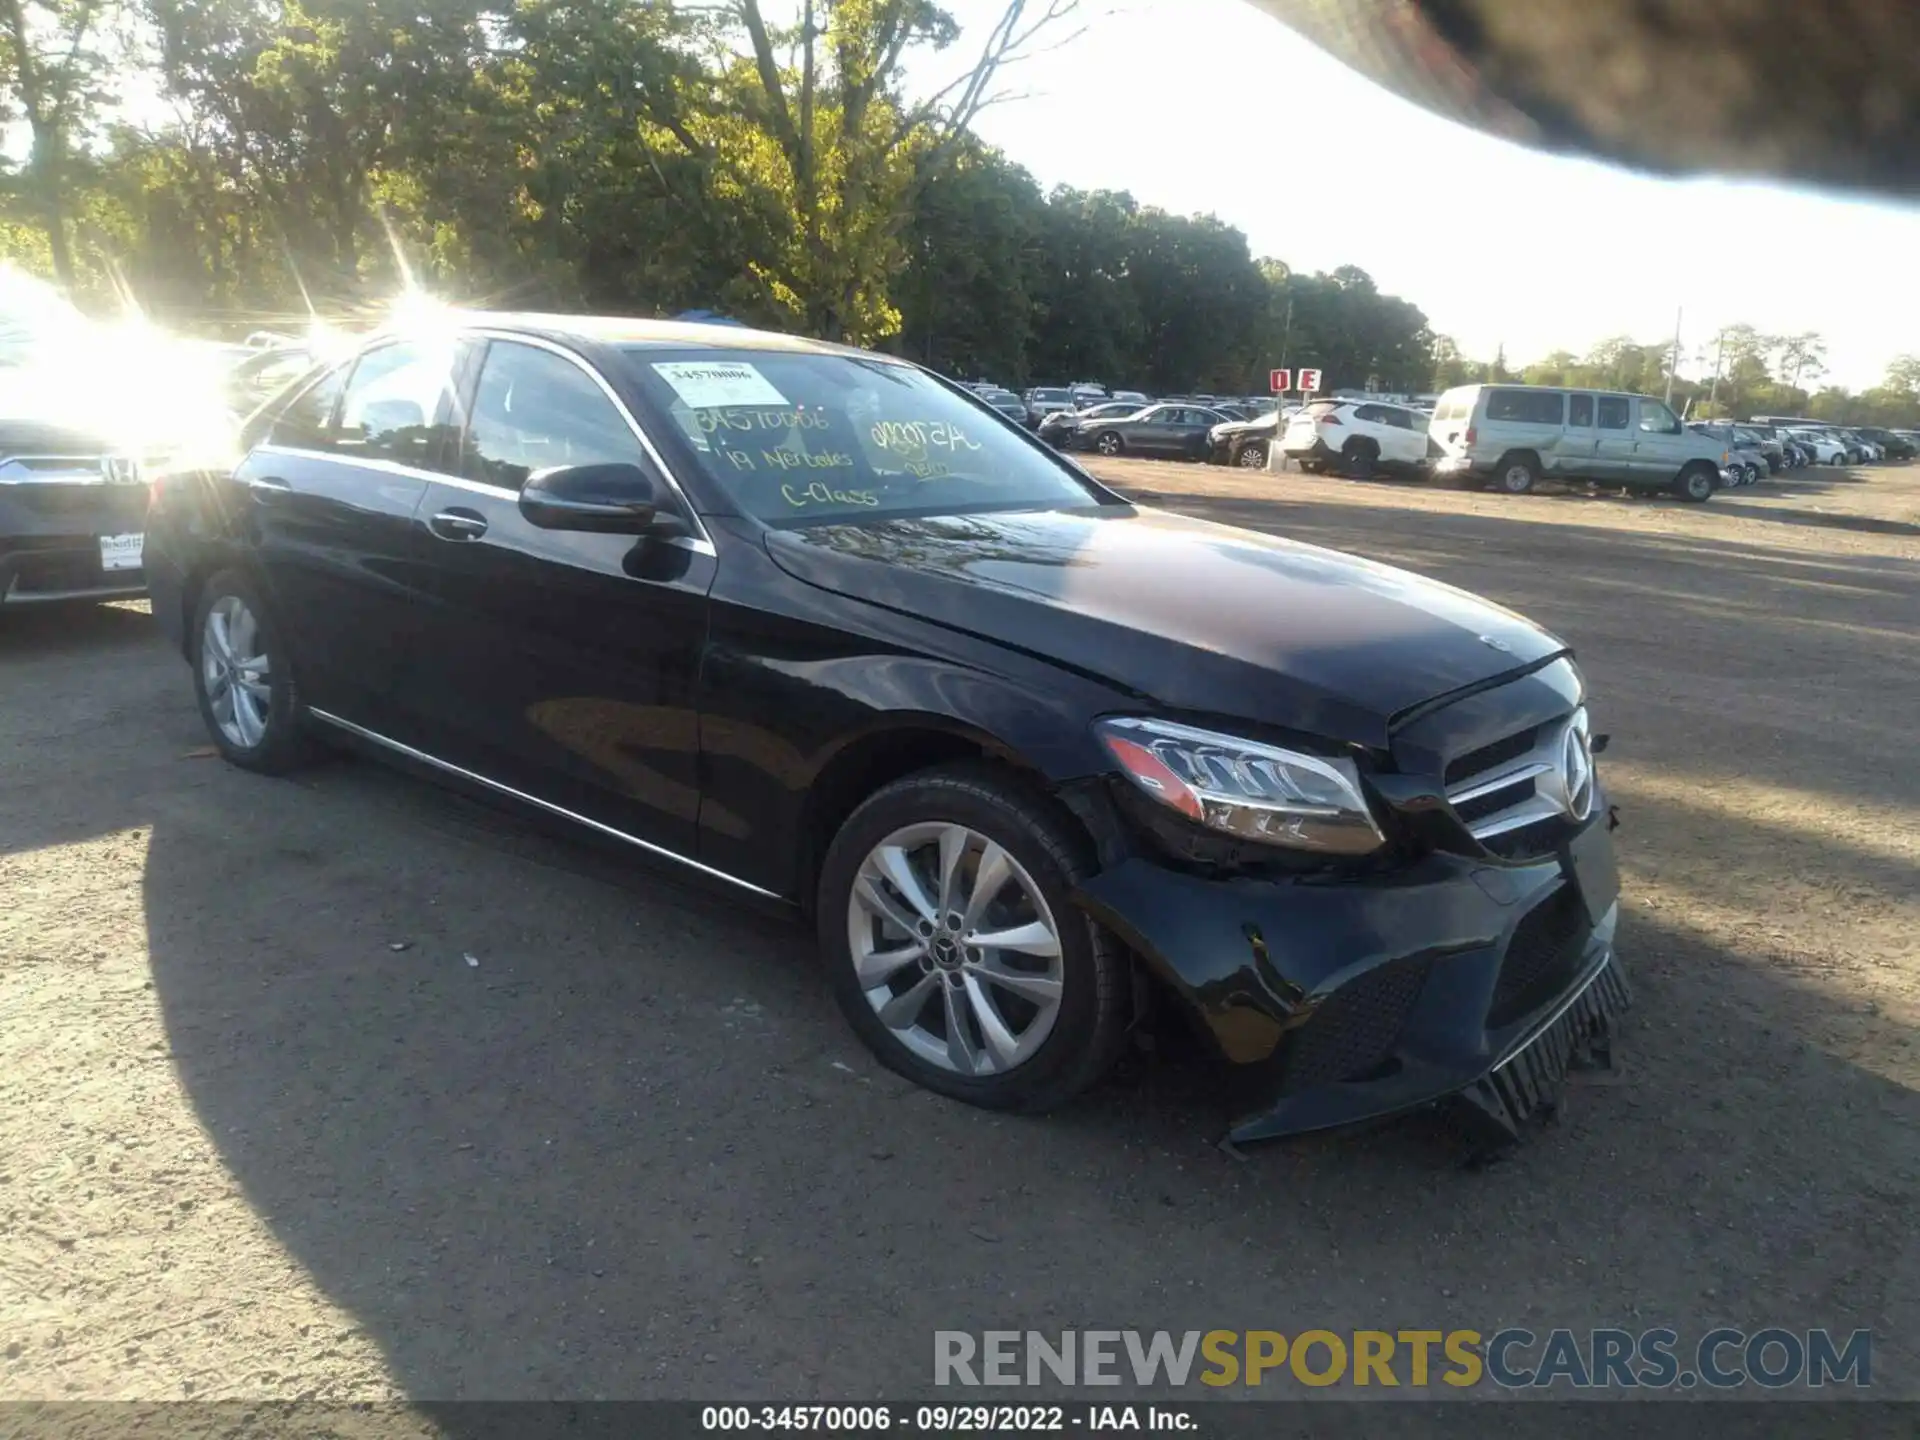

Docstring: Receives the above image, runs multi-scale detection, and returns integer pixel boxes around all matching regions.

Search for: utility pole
[1279,296,1294,372]
[1706,329,1726,415]
[1664,306,1683,406]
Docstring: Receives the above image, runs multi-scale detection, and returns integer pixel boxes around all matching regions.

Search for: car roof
[417,310,881,362]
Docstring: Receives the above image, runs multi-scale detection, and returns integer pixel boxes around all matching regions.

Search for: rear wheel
[1674,464,1717,503]
[191,568,311,773]
[1341,438,1378,479]
[818,763,1129,1113]
[1094,431,1124,457]
[1495,454,1539,495]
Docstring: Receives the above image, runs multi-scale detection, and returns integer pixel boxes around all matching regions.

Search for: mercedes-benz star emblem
[1561,723,1595,822]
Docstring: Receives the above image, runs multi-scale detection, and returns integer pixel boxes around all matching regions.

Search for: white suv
[1280,399,1430,476]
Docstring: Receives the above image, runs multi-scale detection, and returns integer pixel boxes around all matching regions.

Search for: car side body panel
[692,517,1125,900]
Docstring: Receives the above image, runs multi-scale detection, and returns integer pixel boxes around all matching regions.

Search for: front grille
[1443,709,1588,850]
[1490,885,1588,1026]
[1279,953,1433,1095]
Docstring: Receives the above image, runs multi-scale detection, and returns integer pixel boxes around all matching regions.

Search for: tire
[1494,454,1539,495]
[817,761,1130,1114]
[1094,431,1124,457]
[1299,459,1324,475]
[1235,442,1268,469]
[1829,452,1844,466]
[190,567,312,774]
[1674,464,1717,503]
[1341,438,1378,479]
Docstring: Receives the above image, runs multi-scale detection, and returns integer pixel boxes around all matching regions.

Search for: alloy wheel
[1237,444,1267,469]
[846,822,1065,1077]
[202,594,272,748]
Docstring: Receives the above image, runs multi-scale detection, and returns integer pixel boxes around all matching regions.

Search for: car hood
[762,506,1567,749]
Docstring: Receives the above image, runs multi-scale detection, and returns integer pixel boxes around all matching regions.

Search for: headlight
[1096,717,1384,855]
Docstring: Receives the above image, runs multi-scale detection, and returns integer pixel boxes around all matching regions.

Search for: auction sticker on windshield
[652,360,788,409]
[99,533,143,572]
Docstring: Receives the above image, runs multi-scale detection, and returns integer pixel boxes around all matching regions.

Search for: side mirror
[519,462,681,535]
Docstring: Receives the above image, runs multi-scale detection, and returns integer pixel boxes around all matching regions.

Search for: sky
[917,0,1920,392]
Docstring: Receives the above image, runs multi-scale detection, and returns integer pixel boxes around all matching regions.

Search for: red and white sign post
[1295,368,1322,395]
[1268,368,1291,394]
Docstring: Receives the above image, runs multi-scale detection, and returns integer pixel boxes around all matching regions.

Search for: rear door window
[1568,394,1594,427]
[1485,389,1565,425]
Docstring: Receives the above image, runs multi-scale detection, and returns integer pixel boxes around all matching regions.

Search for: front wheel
[1674,465,1717,503]
[1235,441,1269,469]
[818,763,1130,1113]
[1094,431,1124,457]
[191,568,312,773]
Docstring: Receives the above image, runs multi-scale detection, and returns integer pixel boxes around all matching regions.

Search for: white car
[1280,399,1430,477]
[1786,429,1850,465]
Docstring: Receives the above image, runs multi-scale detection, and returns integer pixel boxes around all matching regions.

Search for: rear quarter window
[1485,389,1565,425]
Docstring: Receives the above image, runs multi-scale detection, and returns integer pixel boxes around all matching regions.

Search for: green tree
[893,139,1046,380]
[707,0,1081,343]
[1430,334,1475,390]
[0,0,118,288]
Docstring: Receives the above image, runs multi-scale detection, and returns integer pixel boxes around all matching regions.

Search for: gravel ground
[2,458,1916,1405]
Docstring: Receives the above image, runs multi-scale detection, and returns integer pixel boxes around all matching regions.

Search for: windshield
[625,348,1103,525]
[1029,388,1070,402]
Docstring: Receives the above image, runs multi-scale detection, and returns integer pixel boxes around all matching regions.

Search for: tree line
[1,0,1914,421]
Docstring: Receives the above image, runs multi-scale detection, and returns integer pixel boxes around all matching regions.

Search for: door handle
[429,508,489,541]
[246,475,292,502]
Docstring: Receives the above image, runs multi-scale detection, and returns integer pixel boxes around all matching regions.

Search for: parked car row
[957,377,1281,429]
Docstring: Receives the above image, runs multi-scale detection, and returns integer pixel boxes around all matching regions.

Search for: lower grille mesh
[1491,886,1587,1025]
[1280,954,1433,1095]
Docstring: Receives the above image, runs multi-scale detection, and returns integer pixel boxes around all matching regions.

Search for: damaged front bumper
[1075,811,1627,1145]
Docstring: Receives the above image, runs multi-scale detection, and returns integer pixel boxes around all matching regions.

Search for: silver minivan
[1429,384,1730,502]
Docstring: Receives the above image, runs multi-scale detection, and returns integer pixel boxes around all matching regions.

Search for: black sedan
[1036,399,1140,449]
[145,314,1627,1146]
[0,414,151,605]
[1070,403,1230,460]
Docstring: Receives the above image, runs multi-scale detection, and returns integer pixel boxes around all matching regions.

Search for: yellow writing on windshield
[869,420,982,460]
[763,448,855,472]
[782,481,879,509]
[694,407,833,434]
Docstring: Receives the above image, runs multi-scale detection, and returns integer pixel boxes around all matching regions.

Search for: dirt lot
[3,457,1917,1404]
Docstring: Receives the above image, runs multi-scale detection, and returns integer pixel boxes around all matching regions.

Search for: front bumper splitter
[1451,950,1631,1145]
